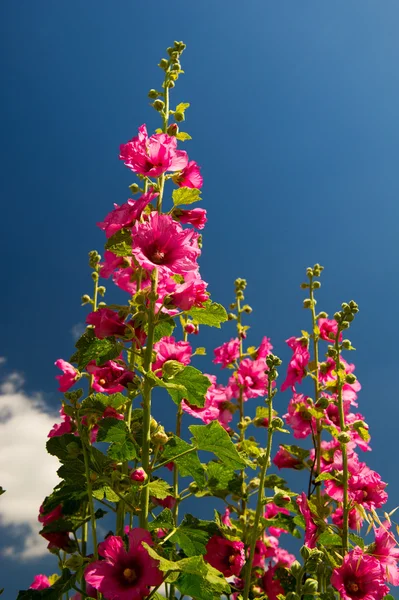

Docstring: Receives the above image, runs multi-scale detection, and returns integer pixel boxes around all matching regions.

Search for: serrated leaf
[317,531,342,546]
[172,187,201,207]
[70,330,122,369]
[160,435,205,488]
[176,132,192,141]
[57,460,85,483]
[108,438,137,461]
[264,474,289,490]
[80,392,127,415]
[349,533,365,549]
[46,434,82,462]
[153,318,176,342]
[171,514,218,557]
[97,418,136,461]
[190,421,247,470]
[206,462,242,497]
[187,302,228,328]
[167,366,211,407]
[315,472,338,483]
[148,509,175,532]
[92,485,120,503]
[147,479,173,500]
[104,228,132,257]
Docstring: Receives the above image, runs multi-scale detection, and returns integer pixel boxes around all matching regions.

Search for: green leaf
[383,595,395,600]
[147,479,173,500]
[108,438,137,461]
[314,472,338,483]
[171,514,218,557]
[264,474,289,490]
[160,435,205,488]
[153,317,176,342]
[349,533,365,549]
[317,531,342,546]
[17,570,75,599]
[57,460,85,484]
[104,228,132,257]
[148,509,175,532]
[46,434,82,462]
[97,418,137,461]
[172,187,201,207]
[70,330,123,369]
[176,132,192,141]
[92,485,120,503]
[190,421,247,470]
[206,462,242,497]
[176,102,190,112]
[167,366,211,407]
[80,392,128,415]
[187,301,228,328]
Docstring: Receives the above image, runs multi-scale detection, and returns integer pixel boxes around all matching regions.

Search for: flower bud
[184,322,197,334]
[286,594,300,600]
[315,396,330,410]
[273,492,291,506]
[167,123,179,136]
[163,360,186,378]
[227,313,237,321]
[313,280,321,289]
[271,417,284,429]
[81,294,92,305]
[159,58,169,70]
[345,373,357,384]
[98,286,106,296]
[91,271,99,282]
[174,111,185,122]
[148,89,160,99]
[129,183,140,194]
[189,482,199,493]
[317,311,328,319]
[152,429,169,445]
[242,305,252,314]
[300,545,311,560]
[153,99,165,111]
[302,579,318,594]
[337,431,351,444]
[300,282,309,289]
[130,468,146,483]
[341,321,350,329]
[303,299,312,309]
[290,561,302,577]
[166,80,175,88]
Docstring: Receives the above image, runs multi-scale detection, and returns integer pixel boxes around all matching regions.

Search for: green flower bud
[315,396,330,409]
[290,561,302,577]
[152,429,169,445]
[153,99,165,111]
[300,282,309,289]
[303,299,312,309]
[91,271,99,282]
[167,123,179,136]
[302,578,318,594]
[98,286,106,296]
[313,280,321,289]
[345,373,357,384]
[286,594,300,600]
[174,111,185,122]
[271,417,284,429]
[148,89,160,99]
[341,321,350,329]
[242,305,252,314]
[166,80,175,88]
[188,482,199,493]
[300,545,311,560]
[337,431,351,444]
[129,183,140,194]
[159,58,169,70]
[81,294,92,305]
[163,360,186,378]
[317,311,328,319]
[227,313,237,321]
[342,339,352,349]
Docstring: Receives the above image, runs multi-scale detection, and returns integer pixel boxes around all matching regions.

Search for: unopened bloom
[87,360,134,393]
[213,338,240,368]
[55,359,79,392]
[130,468,146,483]
[86,308,127,339]
[152,336,192,375]
[221,507,233,527]
[131,213,200,275]
[331,546,388,600]
[120,124,188,177]
[204,535,245,577]
[173,208,207,229]
[29,575,50,590]
[84,528,163,600]
[97,191,158,238]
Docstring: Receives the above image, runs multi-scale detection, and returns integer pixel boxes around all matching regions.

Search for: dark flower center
[123,567,137,584]
[151,249,166,264]
[228,553,236,565]
[346,580,359,593]
[99,378,106,386]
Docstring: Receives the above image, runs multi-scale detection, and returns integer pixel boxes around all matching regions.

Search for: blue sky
[1,0,399,596]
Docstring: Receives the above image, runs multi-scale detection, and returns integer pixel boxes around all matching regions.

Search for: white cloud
[71,322,86,341]
[0,372,61,559]
[0,357,6,365]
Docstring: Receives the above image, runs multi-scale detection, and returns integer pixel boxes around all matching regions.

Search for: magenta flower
[228,358,268,400]
[169,272,208,311]
[264,503,290,537]
[371,522,399,585]
[54,359,79,392]
[273,446,302,470]
[283,393,314,439]
[152,336,192,375]
[84,528,163,600]
[48,406,74,438]
[120,124,188,177]
[87,360,134,393]
[38,503,63,527]
[296,492,318,548]
[131,213,200,275]
[331,546,388,600]
[130,468,146,483]
[281,338,310,392]
[173,207,207,230]
[152,495,176,509]
[318,318,342,342]
[86,308,127,339]
[213,338,240,368]
[174,161,203,188]
[97,191,158,238]
[256,336,273,359]
[332,507,364,531]
[29,575,50,590]
[99,250,125,279]
[261,567,285,600]
[182,374,232,429]
[204,535,245,577]
[221,507,233,527]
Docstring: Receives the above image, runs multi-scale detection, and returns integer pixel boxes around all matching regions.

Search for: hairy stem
[335,331,349,552]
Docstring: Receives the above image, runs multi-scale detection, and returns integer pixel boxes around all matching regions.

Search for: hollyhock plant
[296,493,318,549]
[120,124,188,177]
[213,338,240,368]
[331,546,389,600]
[204,536,245,577]
[152,336,192,374]
[228,358,268,400]
[86,307,127,339]
[97,190,158,238]
[172,207,207,229]
[87,360,134,393]
[54,359,79,392]
[131,212,200,275]
[84,528,163,600]
[173,160,203,188]
[29,575,50,590]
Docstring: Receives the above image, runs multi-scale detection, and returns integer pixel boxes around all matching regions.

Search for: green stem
[77,422,99,560]
[242,381,274,600]
[153,445,198,472]
[309,276,322,501]
[236,294,247,515]
[140,269,159,529]
[335,332,349,553]
[173,405,183,524]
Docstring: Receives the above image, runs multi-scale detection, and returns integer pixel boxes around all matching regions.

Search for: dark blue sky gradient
[1,1,399,596]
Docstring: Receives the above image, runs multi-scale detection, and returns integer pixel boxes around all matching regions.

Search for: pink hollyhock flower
[55,359,79,392]
[213,338,240,368]
[349,464,388,510]
[152,336,192,375]
[87,360,134,393]
[264,503,290,537]
[131,213,200,275]
[182,376,232,429]
[283,393,314,439]
[174,161,203,188]
[86,308,127,339]
[120,124,188,177]
[173,208,207,229]
[332,507,364,531]
[261,566,285,600]
[256,336,273,359]
[30,575,50,590]
[204,535,245,577]
[184,322,199,335]
[99,250,125,279]
[296,493,318,548]
[252,540,275,568]
[97,191,158,238]
[221,507,233,527]
[38,503,63,527]
[168,271,208,311]
[84,528,163,600]
[371,522,399,585]
[41,531,74,551]
[331,546,388,600]
[273,446,302,470]
[228,359,268,400]
[274,547,296,568]
[318,318,342,342]
[152,495,176,509]
[48,406,74,438]
[130,468,146,483]
[281,338,310,392]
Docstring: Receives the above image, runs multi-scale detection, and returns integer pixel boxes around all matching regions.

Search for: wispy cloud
[71,322,86,341]
[0,370,61,559]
